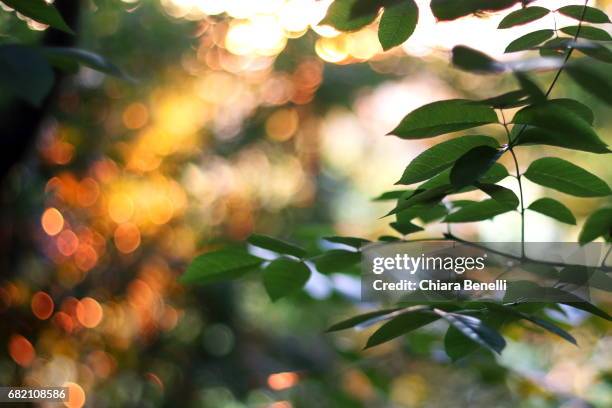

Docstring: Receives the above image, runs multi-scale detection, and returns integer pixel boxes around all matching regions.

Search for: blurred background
[0,0,610,407]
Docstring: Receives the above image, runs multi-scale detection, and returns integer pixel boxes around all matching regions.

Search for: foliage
[183,0,612,362]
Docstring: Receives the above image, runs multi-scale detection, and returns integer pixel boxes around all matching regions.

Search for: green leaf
[397,135,499,185]
[378,0,418,51]
[557,5,610,24]
[2,0,73,33]
[388,184,453,215]
[575,42,612,63]
[483,303,576,345]
[0,45,54,106]
[313,249,361,274]
[321,0,381,31]
[397,203,447,224]
[527,198,576,225]
[444,199,513,223]
[444,325,479,361]
[452,46,505,73]
[390,220,423,235]
[546,98,594,125]
[390,99,499,139]
[42,47,130,79]
[263,258,311,301]
[566,64,612,106]
[430,0,521,21]
[579,208,612,244]
[434,309,506,354]
[181,249,263,284]
[560,26,612,41]
[498,6,550,28]
[326,308,401,332]
[373,190,412,201]
[323,236,370,248]
[515,72,546,102]
[523,157,611,197]
[480,89,531,109]
[512,103,609,154]
[449,146,502,189]
[505,29,555,53]
[419,163,508,190]
[365,310,439,349]
[478,184,519,209]
[248,234,306,258]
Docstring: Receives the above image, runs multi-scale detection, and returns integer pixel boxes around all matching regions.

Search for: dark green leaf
[575,42,612,63]
[558,265,593,286]
[263,258,311,301]
[42,47,130,79]
[321,0,380,31]
[388,184,453,215]
[323,236,370,248]
[419,163,509,190]
[478,184,519,209]
[512,103,609,153]
[515,72,546,102]
[313,249,361,274]
[444,325,479,361]
[326,308,400,332]
[248,234,306,258]
[557,5,610,24]
[365,310,439,349]
[560,25,612,41]
[546,98,594,124]
[579,208,612,244]
[0,45,54,106]
[430,0,520,21]
[390,220,423,235]
[505,29,554,53]
[181,249,263,284]
[498,6,550,28]
[480,89,531,109]
[449,146,502,189]
[434,309,506,354]
[452,46,505,73]
[390,99,499,139]
[372,190,412,201]
[397,203,447,223]
[397,135,499,185]
[2,0,73,33]
[523,157,611,197]
[378,0,418,50]
[566,63,612,106]
[444,199,513,223]
[483,303,576,345]
[527,198,576,225]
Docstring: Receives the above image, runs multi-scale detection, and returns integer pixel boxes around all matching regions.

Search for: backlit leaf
[498,6,550,28]
[449,146,502,189]
[505,29,554,53]
[527,198,576,225]
[321,0,381,31]
[557,5,610,24]
[444,199,514,223]
[397,135,499,185]
[313,249,361,274]
[2,0,73,33]
[390,99,499,139]
[434,309,506,354]
[452,46,505,73]
[578,208,612,244]
[248,234,306,258]
[378,0,418,51]
[478,184,519,209]
[560,25,612,41]
[263,258,311,301]
[523,157,611,197]
[181,249,263,284]
[365,310,439,348]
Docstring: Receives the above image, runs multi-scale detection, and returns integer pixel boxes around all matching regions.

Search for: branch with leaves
[183,0,611,360]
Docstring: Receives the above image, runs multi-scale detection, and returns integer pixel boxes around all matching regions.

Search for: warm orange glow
[108,193,135,223]
[267,371,299,390]
[76,297,104,328]
[76,178,100,207]
[57,230,79,256]
[123,103,150,130]
[41,207,64,236]
[63,382,86,408]
[87,350,116,379]
[74,244,98,272]
[269,401,292,408]
[31,291,54,320]
[266,108,299,142]
[114,223,141,254]
[8,334,35,367]
[53,311,74,333]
